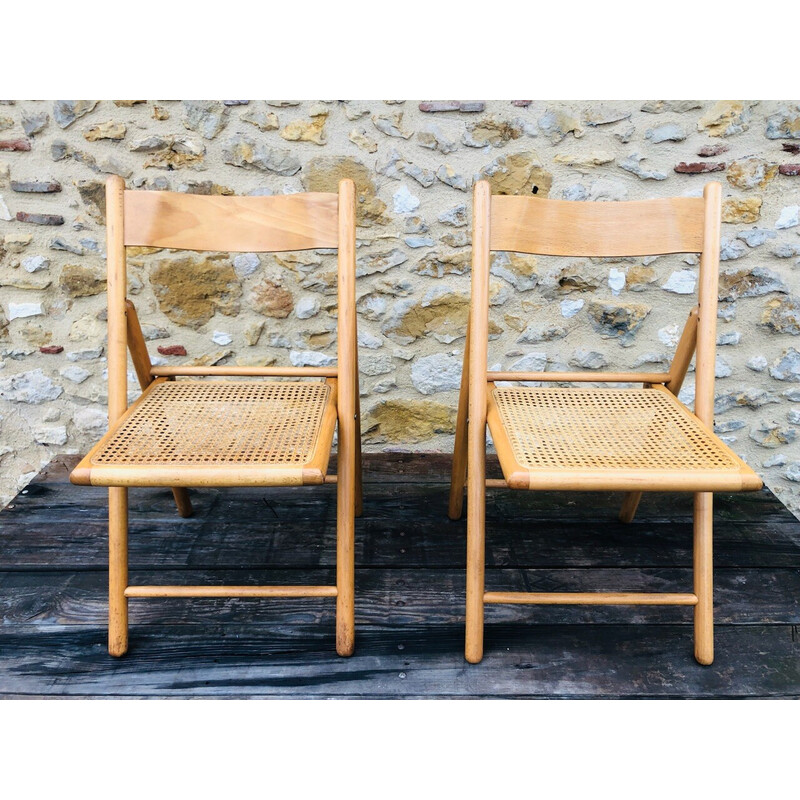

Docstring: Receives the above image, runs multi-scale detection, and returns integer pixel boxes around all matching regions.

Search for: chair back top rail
[490,195,706,256]
[123,190,339,252]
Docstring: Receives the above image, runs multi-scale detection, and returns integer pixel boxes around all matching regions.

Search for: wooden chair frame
[71,176,361,657]
[449,180,762,666]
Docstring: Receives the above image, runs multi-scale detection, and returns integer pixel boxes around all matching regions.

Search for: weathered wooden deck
[1,454,799,698]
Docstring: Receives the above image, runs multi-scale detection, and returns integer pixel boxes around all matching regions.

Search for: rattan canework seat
[74,379,338,487]
[488,385,761,492]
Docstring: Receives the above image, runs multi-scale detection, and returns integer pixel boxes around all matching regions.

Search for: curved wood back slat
[123,190,339,252]
[490,195,706,256]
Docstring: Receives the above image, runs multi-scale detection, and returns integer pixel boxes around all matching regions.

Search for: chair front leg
[465,439,486,664]
[336,411,356,657]
[693,491,714,665]
[108,487,129,657]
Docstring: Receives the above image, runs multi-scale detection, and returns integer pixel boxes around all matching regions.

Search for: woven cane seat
[72,379,338,487]
[488,385,761,492]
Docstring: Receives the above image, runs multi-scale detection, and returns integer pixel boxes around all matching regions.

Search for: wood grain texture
[335,178,357,656]
[123,190,339,252]
[465,180,491,663]
[490,194,706,256]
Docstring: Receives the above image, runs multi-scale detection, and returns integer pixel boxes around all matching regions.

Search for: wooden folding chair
[449,180,762,665]
[71,176,361,657]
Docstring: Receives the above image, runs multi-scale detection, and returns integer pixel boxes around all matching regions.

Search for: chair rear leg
[694,492,714,665]
[108,487,129,657]
[448,342,470,520]
[172,487,193,518]
[354,391,363,518]
[619,491,642,523]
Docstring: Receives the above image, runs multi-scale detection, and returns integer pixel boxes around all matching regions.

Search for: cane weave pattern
[92,381,332,467]
[491,387,740,473]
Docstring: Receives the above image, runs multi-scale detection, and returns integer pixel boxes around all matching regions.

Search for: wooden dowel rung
[483,591,698,606]
[323,475,338,484]
[124,585,338,599]
[486,372,670,384]
[150,366,338,378]
[485,479,507,488]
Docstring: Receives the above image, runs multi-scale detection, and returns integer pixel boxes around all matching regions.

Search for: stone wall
[1,100,800,513]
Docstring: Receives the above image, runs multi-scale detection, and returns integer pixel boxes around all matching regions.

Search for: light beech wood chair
[449,180,762,666]
[71,176,361,657]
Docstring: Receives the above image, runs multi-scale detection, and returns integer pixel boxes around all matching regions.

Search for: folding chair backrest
[123,190,339,252]
[104,176,357,431]
[471,181,722,426]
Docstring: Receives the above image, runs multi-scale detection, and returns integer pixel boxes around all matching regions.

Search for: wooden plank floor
[1,454,799,698]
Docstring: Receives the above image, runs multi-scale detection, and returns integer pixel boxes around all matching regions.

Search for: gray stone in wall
[360,354,394,377]
[289,350,336,367]
[618,153,667,181]
[438,204,468,227]
[417,125,458,154]
[747,355,768,372]
[222,135,301,176]
[436,165,470,191]
[358,330,382,349]
[785,463,800,482]
[715,419,746,434]
[517,324,567,344]
[232,253,260,278]
[569,349,607,369]
[563,184,588,201]
[53,100,98,129]
[60,366,91,384]
[560,298,584,318]
[772,243,800,259]
[718,267,787,301]
[411,353,462,395]
[183,100,228,140]
[662,269,696,294]
[770,349,800,382]
[749,422,798,448]
[645,124,686,143]
[0,369,63,404]
[22,112,48,136]
[507,353,547,373]
[587,180,628,201]
[74,407,107,436]
[720,239,748,261]
[715,388,781,413]
[775,205,799,229]
[765,106,800,139]
[717,331,741,346]
[33,426,68,446]
[737,228,776,248]
[295,297,321,320]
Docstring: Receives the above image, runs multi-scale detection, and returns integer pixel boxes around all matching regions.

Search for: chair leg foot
[108,487,129,657]
[693,492,714,666]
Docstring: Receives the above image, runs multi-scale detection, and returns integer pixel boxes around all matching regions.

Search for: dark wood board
[1,454,799,698]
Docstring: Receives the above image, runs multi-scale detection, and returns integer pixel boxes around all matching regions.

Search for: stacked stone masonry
[1,99,800,515]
